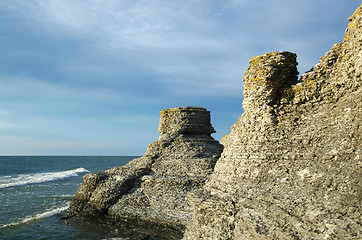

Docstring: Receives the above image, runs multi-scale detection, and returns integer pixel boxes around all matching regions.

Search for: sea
[0,156,137,240]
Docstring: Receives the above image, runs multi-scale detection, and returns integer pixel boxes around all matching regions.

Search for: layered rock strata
[184,4,361,240]
[69,107,223,234]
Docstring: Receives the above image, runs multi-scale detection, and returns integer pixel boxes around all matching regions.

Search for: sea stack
[184,4,361,240]
[69,107,223,236]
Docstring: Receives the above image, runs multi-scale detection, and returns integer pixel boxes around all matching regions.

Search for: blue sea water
[0,156,136,240]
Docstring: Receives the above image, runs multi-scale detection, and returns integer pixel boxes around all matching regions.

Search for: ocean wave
[51,194,75,198]
[0,168,90,188]
[0,203,70,229]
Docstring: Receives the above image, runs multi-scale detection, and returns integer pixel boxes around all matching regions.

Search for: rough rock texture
[69,107,223,235]
[184,5,361,240]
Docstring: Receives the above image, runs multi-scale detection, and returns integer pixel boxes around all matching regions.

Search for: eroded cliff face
[69,107,223,236]
[184,5,361,240]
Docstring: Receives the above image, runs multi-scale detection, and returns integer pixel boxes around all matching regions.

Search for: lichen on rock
[243,51,299,110]
[69,106,223,237]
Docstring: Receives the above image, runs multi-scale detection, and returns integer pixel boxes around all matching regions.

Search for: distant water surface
[0,156,136,239]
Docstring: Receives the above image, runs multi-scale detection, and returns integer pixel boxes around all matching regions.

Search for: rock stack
[184,4,361,240]
[69,107,223,235]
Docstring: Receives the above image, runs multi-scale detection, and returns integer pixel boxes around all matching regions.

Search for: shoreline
[63,211,184,240]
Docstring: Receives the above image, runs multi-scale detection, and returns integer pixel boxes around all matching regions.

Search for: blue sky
[0,0,360,155]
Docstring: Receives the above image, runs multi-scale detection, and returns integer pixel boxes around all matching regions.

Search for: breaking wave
[0,203,70,229]
[0,168,89,188]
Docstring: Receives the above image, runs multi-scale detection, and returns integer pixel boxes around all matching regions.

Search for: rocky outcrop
[69,107,223,236]
[184,4,361,240]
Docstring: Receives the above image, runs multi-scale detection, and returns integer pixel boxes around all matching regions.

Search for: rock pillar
[69,106,223,238]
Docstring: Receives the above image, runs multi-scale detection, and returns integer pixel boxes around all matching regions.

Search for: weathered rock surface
[69,107,223,236]
[184,4,361,240]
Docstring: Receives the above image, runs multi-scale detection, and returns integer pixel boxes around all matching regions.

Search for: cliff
[69,107,223,238]
[184,4,361,240]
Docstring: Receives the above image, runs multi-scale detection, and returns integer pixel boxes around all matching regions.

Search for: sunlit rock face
[184,4,361,240]
[69,106,223,235]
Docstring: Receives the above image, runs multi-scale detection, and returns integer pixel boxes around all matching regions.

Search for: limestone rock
[184,4,361,240]
[69,107,223,234]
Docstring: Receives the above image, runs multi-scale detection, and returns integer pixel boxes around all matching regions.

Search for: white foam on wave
[0,168,90,188]
[0,202,70,229]
[51,194,75,198]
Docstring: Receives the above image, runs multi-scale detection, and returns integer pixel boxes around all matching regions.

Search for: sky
[0,0,360,156]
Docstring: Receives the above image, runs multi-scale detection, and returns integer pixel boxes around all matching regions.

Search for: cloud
[3,0,354,94]
[0,0,360,155]
[0,121,15,130]
[27,1,206,45]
